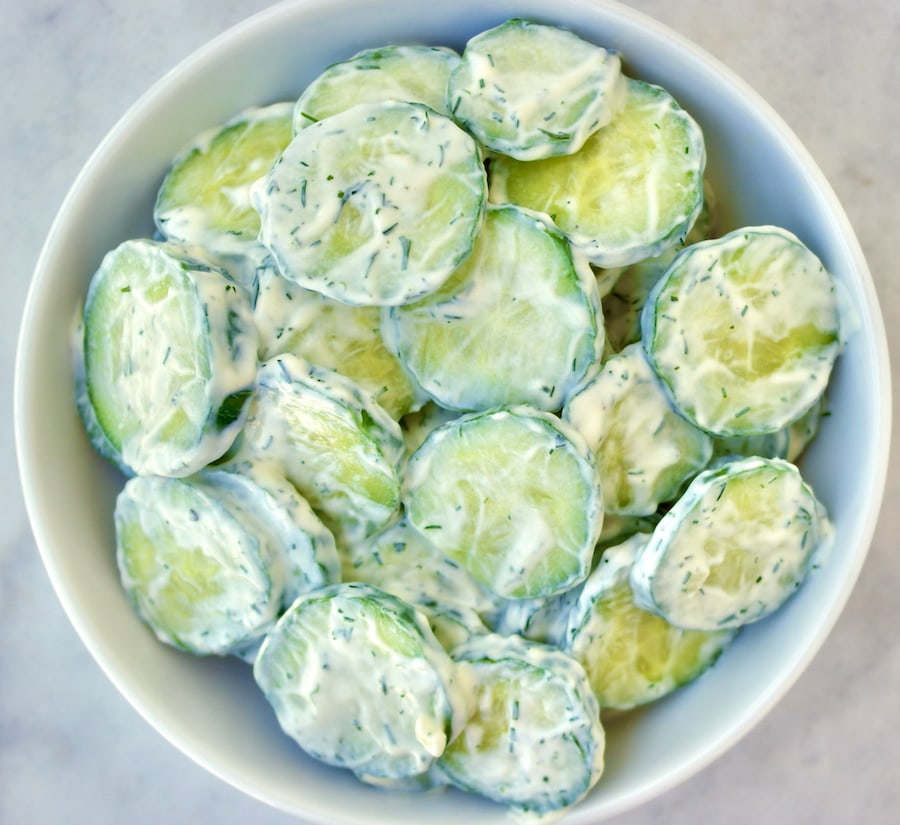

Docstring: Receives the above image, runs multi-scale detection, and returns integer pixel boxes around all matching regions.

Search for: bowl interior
[16,0,890,822]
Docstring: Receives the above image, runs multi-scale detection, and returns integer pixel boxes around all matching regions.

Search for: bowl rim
[14,0,892,821]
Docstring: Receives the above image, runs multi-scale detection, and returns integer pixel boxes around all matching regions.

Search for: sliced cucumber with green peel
[438,633,605,816]
[786,394,826,462]
[293,44,461,131]
[81,239,258,477]
[227,354,404,545]
[642,226,844,436]
[254,100,487,306]
[630,456,833,631]
[563,343,712,516]
[385,204,602,412]
[154,102,294,285]
[72,308,132,475]
[403,406,603,600]
[116,472,283,656]
[490,76,706,267]
[564,533,736,710]
[218,463,341,609]
[447,18,623,160]
[709,395,826,463]
[343,518,496,649]
[254,264,424,418]
[253,582,471,782]
[489,586,580,647]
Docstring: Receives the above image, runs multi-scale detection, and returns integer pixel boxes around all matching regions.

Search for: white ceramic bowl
[15,0,891,822]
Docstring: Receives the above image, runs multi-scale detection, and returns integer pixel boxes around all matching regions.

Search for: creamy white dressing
[255,100,486,306]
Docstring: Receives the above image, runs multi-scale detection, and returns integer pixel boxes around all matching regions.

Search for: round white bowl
[15,0,891,822]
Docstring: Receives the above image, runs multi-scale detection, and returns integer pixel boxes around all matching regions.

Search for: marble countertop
[3,1,898,823]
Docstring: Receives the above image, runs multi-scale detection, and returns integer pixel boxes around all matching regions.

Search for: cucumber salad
[74,18,852,820]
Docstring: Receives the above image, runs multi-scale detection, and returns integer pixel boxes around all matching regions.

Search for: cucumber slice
[642,226,844,436]
[489,586,581,647]
[217,463,341,609]
[154,102,294,285]
[254,100,487,306]
[385,204,602,412]
[253,582,470,782]
[403,406,603,600]
[81,239,258,477]
[343,518,496,650]
[786,394,826,462]
[490,76,706,267]
[227,354,404,545]
[72,307,132,475]
[447,18,622,160]
[438,633,605,816]
[597,511,662,553]
[564,534,736,710]
[630,456,834,631]
[563,343,713,516]
[254,264,424,418]
[116,472,281,656]
[293,44,461,131]
[116,467,339,658]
